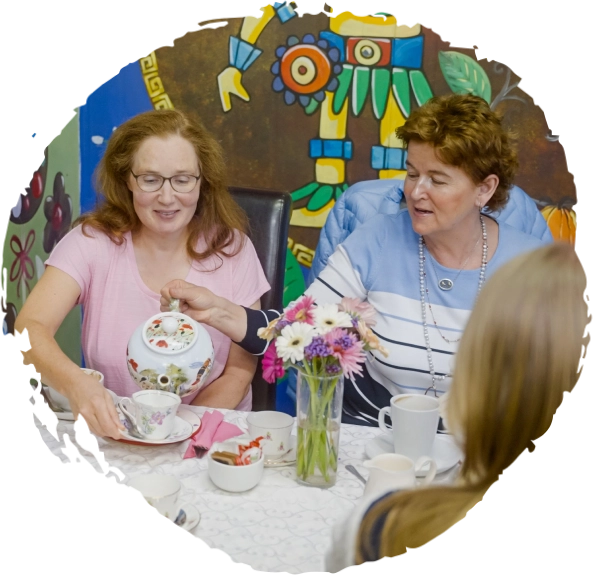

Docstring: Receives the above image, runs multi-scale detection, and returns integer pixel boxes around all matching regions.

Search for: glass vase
[295,368,344,488]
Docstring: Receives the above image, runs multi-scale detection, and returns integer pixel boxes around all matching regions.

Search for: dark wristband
[235,307,281,355]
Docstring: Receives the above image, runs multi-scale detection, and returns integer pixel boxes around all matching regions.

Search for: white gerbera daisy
[313,304,352,335]
[275,322,315,363]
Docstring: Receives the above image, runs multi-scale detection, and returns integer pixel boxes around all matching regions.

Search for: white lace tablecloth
[37,405,459,573]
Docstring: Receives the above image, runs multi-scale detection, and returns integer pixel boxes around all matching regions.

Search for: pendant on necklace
[438,279,453,291]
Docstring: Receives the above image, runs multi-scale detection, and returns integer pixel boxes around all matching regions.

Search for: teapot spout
[157,375,174,394]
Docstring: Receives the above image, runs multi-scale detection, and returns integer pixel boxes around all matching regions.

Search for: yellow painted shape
[395,24,422,38]
[290,201,336,228]
[330,12,398,37]
[240,5,275,43]
[320,92,348,138]
[380,90,406,147]
[218,67,250,112]
[316,159,345,184]
[379,169,407,179]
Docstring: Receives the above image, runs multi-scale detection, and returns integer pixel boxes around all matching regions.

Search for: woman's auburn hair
[396,94,519,213]
[75,109,248,262]
[356,242,589,563]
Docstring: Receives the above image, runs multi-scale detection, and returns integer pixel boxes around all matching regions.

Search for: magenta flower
[285,295,316,325]
[338,297,377,327]
[262,341,286,383]
[325,328,366,379]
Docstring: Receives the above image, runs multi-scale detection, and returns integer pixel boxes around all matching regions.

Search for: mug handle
[377,406,391,434]
[415,456,437,485]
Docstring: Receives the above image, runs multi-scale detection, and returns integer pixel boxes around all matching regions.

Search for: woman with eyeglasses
[15,110,270,438]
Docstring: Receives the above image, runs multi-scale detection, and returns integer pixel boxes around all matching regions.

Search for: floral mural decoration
[10,148,47,225]
[9,230,36,299]
[43,172,72,253]
[2,300,18,335]
[271,33,342,112]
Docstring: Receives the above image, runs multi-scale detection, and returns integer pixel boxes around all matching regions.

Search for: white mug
[119,390,180,440]
[44,368,106,412]
[127,474,181,520]
[246,411,294,457]
[378,394,440,462]
[363,453,437,499]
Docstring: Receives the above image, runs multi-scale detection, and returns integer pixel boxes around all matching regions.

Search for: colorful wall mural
[2,5,577,398]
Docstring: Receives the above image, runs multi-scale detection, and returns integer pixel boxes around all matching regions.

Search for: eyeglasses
[130,171,201,194]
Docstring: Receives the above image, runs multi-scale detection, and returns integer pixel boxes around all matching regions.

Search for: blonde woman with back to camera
[324,242,589,569]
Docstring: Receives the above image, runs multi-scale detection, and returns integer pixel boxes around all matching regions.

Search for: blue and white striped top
[304,209,548,426]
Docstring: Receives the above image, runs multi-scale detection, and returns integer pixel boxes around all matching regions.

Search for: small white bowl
[207,439,264,493]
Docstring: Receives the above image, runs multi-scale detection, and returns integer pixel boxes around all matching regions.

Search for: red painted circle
[280,44,331,95]
[31,171,44,198]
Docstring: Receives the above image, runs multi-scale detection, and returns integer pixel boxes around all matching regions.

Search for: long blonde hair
[75,109,247,263]
[356,242,589,562]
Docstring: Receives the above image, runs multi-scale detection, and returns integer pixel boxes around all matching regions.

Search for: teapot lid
[142,312,198,354]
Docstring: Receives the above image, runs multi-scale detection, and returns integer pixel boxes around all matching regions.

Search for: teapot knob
[162,317,178,335]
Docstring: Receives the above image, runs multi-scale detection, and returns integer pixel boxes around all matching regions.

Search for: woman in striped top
[160,94,549,426]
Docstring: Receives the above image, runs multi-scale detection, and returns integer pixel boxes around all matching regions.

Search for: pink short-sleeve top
[45,225,270,410]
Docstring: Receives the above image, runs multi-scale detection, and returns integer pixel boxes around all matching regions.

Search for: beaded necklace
[418,215,488,396]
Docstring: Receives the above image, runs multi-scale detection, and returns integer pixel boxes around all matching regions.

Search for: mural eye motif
[271,34,342,108]
[43,172,72,254]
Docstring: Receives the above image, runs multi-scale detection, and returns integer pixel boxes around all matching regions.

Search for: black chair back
[229,186,292,410]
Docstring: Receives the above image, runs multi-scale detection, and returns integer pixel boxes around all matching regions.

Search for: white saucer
[365,433,463,476]
[180,504,200,531]
[117,406,201,446]
[264,435,297,467]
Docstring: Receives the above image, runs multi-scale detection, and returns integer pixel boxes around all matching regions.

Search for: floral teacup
[246,411,294,458]
[119,390,180,440]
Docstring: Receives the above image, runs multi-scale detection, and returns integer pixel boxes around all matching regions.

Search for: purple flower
[325,363,342,375]
[276,318,290,331]
[304,336,332,360]
[332,333,355,350]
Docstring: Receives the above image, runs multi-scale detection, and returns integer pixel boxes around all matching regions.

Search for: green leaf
[283,249,306,307]
[438,51,492,104]
[409,70,434,106]
[304,98,320,115]
[371,68,391,120]
[352,66,371,116]
[333,65,353,115]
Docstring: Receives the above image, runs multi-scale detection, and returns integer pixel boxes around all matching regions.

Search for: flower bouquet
[258,295,388,487]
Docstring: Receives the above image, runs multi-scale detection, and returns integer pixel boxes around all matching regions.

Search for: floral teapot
[126,299,214,398]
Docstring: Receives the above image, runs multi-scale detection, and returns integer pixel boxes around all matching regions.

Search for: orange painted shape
[280,45,331,95]
[540,205,577,244]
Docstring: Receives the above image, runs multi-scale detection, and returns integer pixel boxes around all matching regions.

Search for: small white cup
[378,394,440,462]
[127,474,181,520]
[119,390,181,440]
[44,368,106,412]
[246,411,294,457]
[363,453,437,499]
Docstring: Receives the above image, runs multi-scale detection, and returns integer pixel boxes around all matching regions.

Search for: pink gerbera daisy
[325,328,366,379]
[338,297,378,327]
[284,295,316,325]
[262,341,286,383]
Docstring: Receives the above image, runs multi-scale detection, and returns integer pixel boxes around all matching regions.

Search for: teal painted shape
[391,68,411,117]
[409,70,434,106]
[371,68,391,120]
[352,66,371,116]
[307,184,335,211]
[333,64,353,115]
